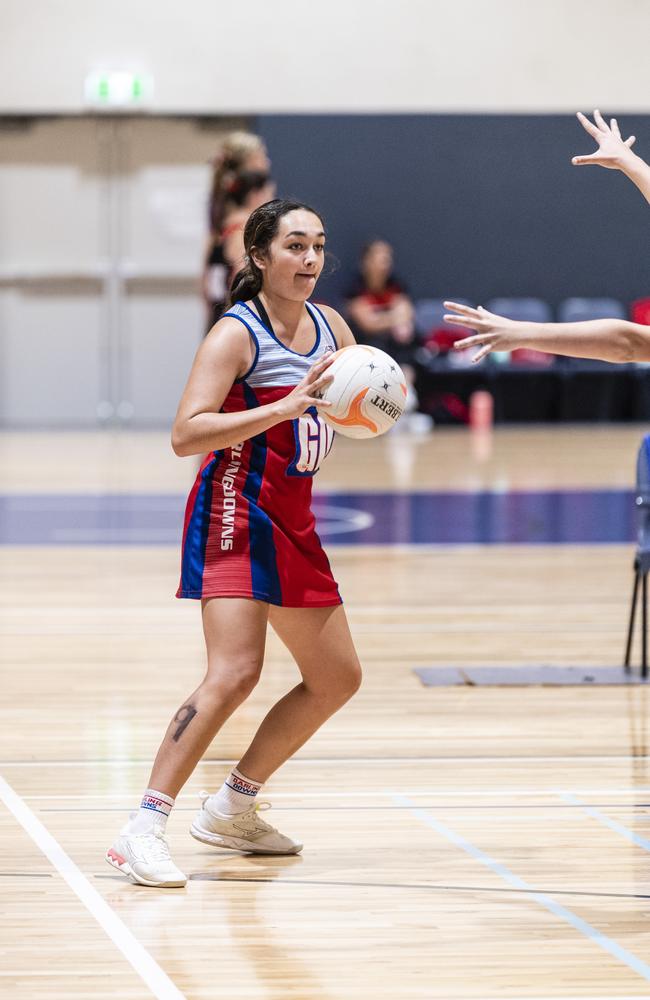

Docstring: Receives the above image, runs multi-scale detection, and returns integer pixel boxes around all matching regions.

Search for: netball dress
[177,299,341,607]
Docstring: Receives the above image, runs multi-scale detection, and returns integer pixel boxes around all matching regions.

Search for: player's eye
[314,244,325,252]
[289,242,303,250]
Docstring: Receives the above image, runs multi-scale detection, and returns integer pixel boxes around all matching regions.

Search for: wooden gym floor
[2,425,650,999]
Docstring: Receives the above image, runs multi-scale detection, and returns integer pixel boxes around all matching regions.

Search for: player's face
[262,210,326,302]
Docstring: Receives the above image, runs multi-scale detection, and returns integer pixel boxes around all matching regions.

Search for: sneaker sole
[105,848,187,888]
[189,821,302,855]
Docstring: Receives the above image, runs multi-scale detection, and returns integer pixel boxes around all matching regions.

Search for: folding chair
[624,434,650,679]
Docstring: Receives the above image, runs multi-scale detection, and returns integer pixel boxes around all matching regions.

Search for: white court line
[16,787,650,801]
[0,775,186,1000]
[3,755,649,766]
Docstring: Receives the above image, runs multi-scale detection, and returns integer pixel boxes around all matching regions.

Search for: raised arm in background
[573,109,650,206]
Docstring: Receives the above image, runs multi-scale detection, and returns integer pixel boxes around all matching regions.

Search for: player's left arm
[317,305,357,349]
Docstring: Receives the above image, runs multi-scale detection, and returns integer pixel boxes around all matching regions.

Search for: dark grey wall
[255,114,650,312]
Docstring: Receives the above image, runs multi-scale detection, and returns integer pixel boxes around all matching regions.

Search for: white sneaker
[106,820,187,888]
[190,792,303,855]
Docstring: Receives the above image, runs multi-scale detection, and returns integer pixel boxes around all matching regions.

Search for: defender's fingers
[625,135,637,148]
[453,334,486,349]
[572,153,604,165]
[472,345,493,363]
[443,300,477,315]
[610,117,621,138]
[444,314,484,329]
[576,111,600,139]
[593,108,608,131]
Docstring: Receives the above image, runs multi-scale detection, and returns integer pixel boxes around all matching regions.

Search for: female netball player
[446,111,650,362]
[106,199,361,887]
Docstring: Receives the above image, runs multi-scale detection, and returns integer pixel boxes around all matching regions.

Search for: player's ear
[250,246,266,272]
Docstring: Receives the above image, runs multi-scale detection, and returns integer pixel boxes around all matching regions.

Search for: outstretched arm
[573,110,650,206]
[444,301,650,365]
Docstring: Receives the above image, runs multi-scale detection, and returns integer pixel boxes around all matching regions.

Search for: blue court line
[0,488,638,545]
[392,793,650,985]
[560,792,650,852]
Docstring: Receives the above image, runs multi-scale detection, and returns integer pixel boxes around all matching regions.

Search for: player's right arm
[172,317,334,457]
[573,110,650,206]
[444,301,650,365]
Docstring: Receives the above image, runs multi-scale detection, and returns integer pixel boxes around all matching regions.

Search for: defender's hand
[444,301,520,363]
[572,110,637,169]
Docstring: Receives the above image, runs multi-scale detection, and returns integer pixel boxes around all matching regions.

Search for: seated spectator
[345,240,428,425]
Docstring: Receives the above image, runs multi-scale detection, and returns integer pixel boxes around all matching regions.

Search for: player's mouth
[296,272,316,280]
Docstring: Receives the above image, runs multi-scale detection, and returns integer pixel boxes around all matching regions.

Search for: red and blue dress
[176,299,341,607]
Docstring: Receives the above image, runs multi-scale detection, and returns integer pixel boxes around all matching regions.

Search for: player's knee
[340,661,363,701]
[230,662,263,700]
[204,657,263,704]
[321,659,362,706]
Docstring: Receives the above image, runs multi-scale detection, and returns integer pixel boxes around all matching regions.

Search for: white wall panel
[0,117,230,427]
[0,284,104,424]
[2,0,650,114]
[123,288,202,426]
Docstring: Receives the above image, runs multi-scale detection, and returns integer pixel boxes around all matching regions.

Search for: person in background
[345,239,428,428]
[203,132,275,331]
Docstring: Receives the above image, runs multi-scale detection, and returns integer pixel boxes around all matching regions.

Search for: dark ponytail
[227,198,324,307]
[229,258,264,304]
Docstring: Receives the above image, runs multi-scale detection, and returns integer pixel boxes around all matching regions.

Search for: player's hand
[443,302,520,363]
[572,110,637,169]
[275,352,336,419]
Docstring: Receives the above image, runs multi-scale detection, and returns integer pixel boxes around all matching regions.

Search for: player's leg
[147,597,269,796]
[241,603,362,776]
[190,604,361,855]
[106,597,269,886]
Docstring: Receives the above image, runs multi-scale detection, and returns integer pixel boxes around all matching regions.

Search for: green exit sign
[85,71,153,108]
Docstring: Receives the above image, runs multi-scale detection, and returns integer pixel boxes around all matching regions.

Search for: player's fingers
[309,396,332,408]
[625,135,636,148]
[472,345,493,363]
[444,314,485,330]
[443,300,477,315]
[610,117,621,138]
[310,373,334,392]
[308,352,334,376]
[452,334,485,349]
[593,108,608,131]
[571,153,604,165]
[576,111,600,139]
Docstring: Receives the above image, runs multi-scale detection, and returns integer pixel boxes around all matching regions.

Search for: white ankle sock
[126,788,174,834]
[210,767,262,816]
